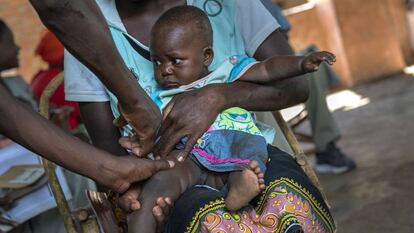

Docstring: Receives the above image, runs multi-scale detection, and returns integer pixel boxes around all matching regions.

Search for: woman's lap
[166,146,336,233]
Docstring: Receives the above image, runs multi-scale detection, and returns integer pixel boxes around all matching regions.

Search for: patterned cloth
[167,146,336,233]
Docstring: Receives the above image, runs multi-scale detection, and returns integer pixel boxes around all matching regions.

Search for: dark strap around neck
[123,34,152,61]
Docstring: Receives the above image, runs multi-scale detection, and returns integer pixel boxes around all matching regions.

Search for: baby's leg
[225,161,266,211]
[128,154,205,233]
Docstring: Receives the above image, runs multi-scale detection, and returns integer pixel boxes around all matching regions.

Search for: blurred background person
[0,20,37,111]
[31,30,81,132]
[260,0,356,174]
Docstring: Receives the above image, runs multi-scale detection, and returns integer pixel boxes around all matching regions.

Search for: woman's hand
[101,156,174,193]
[113,100,162,158]
[118,185,173,233]
[153,197,174,233]
[154,85,225,161]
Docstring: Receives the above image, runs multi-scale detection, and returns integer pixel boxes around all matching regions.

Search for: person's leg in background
[305,63,356,174]
[260,0,356,174]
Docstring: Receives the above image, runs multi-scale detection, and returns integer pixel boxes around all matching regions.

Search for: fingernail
[168,160,175,167]
[178,156,184,162]
[132,203,141,210]
[132,148,140,156]
[153,206,161,216]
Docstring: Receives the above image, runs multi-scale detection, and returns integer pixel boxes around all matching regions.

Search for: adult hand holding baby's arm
[301,51,336,73]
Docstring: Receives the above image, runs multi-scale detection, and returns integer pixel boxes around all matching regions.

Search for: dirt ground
[302,74,414,232]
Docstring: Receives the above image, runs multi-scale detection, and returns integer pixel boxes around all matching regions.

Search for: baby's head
[150,6,213,89]
[0,20,19,71]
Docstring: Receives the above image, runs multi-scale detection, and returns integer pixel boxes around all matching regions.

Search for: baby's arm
[238,51,336,83]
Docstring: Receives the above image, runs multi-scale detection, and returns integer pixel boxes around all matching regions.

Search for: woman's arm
[0,85,172,193]
[29,0,161,157]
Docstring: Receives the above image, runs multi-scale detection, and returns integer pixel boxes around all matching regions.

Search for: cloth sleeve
[64,50,109,102]
[234,0,281,57]
[63,0,121,102]
[228,55,259,82]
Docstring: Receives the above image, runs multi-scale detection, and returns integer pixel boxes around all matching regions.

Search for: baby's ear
[203,46,214,66]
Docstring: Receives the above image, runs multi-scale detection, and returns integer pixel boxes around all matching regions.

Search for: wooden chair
[271,111,329,205]
[39,73,100,233]
[39,74,331,233]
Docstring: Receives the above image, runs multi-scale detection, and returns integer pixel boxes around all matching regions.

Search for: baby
[126,6,335,233]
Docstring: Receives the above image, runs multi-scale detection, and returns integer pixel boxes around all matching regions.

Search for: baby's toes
[119,197,140,212]
[119,195,140,212]
[259,181,266,189]
[248,160,259,170]
[153,205,162,217]
[159,197,173,216]
[156,197,167,208]
[258,178,265,184]
[254,166,262,175]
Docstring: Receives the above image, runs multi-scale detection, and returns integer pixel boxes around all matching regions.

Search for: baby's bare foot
[225,161,265,211]
[153,197,174,233]
[118,184,142,213]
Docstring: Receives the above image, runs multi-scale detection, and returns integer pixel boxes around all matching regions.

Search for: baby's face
[150,28,210,89]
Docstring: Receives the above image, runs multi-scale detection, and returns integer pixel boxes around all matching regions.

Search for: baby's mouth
[162,81,180,89]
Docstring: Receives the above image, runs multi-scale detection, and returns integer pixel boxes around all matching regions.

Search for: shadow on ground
[307,74,414,232]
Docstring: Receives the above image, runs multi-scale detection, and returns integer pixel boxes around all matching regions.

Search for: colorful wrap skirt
[166,146,336,233]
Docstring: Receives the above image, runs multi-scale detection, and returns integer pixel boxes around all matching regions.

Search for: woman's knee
[265,145,306,178]
[168,186,224,232]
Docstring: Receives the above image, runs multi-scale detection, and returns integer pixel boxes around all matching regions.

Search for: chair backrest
[271,111,330,207]
[39,73,100,233]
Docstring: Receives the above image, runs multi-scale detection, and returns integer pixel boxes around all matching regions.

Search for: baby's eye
[153,60,162,66]
[173,58,183,65]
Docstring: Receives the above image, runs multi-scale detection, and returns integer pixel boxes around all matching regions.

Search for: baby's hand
[301,51,336,73]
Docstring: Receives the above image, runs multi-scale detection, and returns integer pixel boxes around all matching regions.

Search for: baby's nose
[161,65,173,76]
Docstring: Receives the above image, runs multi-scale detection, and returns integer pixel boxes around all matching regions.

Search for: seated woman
[43,0,336,232]
[108,6,336,233]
